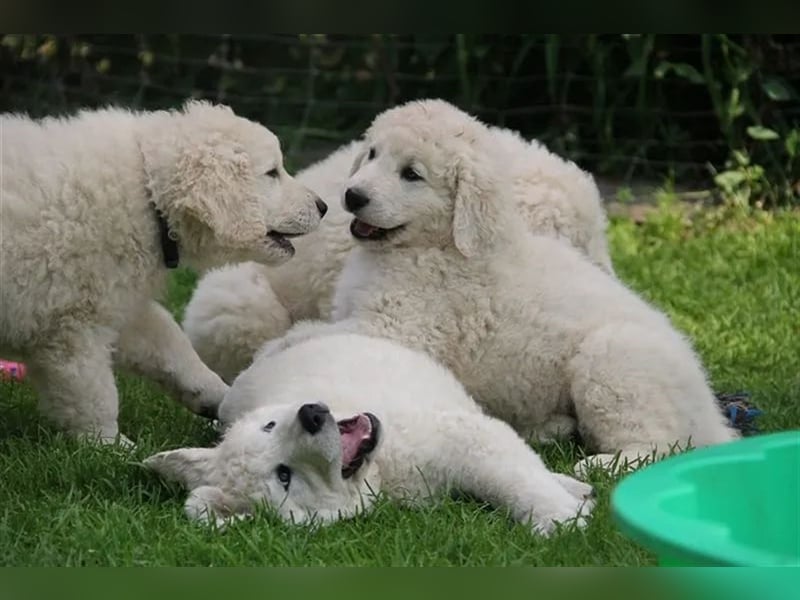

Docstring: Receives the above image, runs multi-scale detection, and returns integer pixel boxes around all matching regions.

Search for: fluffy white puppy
[258,99,737,476]
[145,333,594,536]
[183,102,613,383]
[0,100,326,443]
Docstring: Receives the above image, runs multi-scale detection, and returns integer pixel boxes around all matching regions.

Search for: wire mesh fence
[2,34,799,195]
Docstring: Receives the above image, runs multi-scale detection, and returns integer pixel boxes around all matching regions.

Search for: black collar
[151,203,179,269]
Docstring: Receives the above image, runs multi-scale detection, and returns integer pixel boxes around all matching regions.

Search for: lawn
[1,205,798,566]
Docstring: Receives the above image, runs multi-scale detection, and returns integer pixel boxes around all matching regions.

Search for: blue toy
[715,391,762,436]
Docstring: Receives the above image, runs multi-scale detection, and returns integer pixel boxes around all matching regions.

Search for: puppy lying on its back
[0,100,326,443]
[145,333,594,536]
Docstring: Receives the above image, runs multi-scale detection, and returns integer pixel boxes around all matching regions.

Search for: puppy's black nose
[344,188,370,213]
[315,197,328,217]
[298,403,330,435]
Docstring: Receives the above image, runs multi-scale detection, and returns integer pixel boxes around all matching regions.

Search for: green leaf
[784,129,800,159]
[761,77,797,102]
[732,149,750,166]
[654,61,704,84]
[746,126,780,141]
[671,62,705,84]
[728,88,745,119]
[714,170,746,190]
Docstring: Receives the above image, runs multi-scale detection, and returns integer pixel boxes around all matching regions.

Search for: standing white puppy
[0,100,326,443]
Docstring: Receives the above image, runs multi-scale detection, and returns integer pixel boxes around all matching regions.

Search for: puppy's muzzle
[344,188,370,213]
[298,402,330,435]
[315,197,328,217]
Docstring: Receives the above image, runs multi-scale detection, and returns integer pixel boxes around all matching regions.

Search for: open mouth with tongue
[266,230,303,254]
[350,218,405,241]
[338,412,381,479]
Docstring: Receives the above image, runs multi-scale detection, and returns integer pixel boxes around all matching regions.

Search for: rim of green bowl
[611,430,800,567]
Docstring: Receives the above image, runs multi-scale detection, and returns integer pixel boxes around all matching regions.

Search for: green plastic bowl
[612,430,800,566]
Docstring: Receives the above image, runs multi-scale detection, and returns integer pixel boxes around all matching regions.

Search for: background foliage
[2,34,799,204]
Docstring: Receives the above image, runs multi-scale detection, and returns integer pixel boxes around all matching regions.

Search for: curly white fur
[254,99,738,476]
[145,333,594,536]
[184,101,614,382]
[0,100,324,442]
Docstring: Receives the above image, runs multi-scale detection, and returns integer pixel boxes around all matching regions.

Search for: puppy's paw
[552,473,594,500]
[78,430,136,449]
[573,452,652,479]
[114,433,136,449]
[530,500,593,537]
[182,377,229,420]
[574,454,614,479]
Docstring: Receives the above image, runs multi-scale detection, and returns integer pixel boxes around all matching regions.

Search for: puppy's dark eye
[265,168,279,178]
[276,464,292,490]
[400,166,423,182]
[262,421,276,432]
[367,147,376,160]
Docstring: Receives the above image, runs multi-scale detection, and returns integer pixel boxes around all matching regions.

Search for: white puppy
[145,333,594,536]
[183,103,614,383]
[0,100,326,443]
[258,99,737,476]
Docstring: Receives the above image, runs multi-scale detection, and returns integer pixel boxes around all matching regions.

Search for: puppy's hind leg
[567,324,737,479]
[29,326,129,445]
[420,411,594,537]
[116,301,228,419]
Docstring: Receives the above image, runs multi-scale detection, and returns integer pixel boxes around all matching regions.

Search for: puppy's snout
[298,402,330,435]
[344,188,370,213]
[315,197,328,217]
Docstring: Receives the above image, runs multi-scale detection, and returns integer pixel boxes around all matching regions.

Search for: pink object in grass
[0,359,26,381]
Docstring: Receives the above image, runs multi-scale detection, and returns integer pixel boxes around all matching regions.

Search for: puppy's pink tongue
[339,414,371,464]
[341,433,360,465]
[353,220,378,237]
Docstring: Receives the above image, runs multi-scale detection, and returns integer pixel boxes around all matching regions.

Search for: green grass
[1,207,798,566]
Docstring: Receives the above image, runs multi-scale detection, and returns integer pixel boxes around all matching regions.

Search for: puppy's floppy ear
[166,135,268,247]
[349,143,368,176]
[144,447,216,490]
[451,149,502,258]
